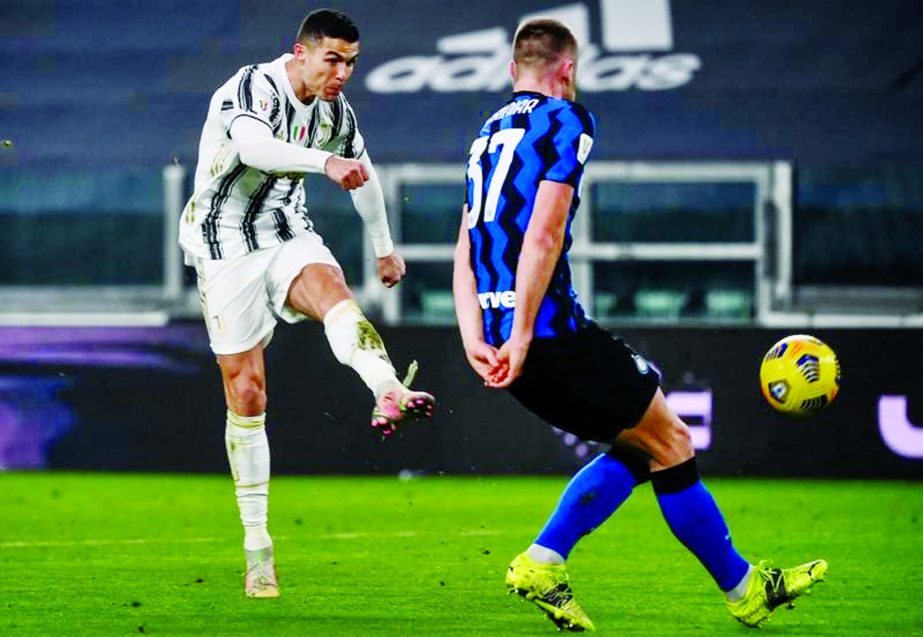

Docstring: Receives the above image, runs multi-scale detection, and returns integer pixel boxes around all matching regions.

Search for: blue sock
[534,452,646,559]
[652,458,751,591]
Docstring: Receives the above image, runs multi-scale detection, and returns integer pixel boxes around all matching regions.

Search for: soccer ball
[759,334,840,415]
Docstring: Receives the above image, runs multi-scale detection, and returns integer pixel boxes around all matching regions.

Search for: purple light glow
[0,326,212,469]
[0,325,208,371]
[878,395,923,459]
[666,390,712,450]
[0,377,74,469]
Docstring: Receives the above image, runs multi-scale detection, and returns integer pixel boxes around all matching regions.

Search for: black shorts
[507,322,660,443]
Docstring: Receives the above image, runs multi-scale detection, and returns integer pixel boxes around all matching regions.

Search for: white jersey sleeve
[349,151,394,258]
[230,114,331,174]
[319,95,393,257]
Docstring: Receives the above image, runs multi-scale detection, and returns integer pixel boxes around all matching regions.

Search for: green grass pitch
[1,473,920,636]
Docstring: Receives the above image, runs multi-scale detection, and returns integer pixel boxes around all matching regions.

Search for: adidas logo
[366,0,701,93]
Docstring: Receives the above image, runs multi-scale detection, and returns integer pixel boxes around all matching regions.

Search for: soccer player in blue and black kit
[453,18,828,632]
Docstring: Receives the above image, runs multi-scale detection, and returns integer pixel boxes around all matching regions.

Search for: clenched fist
[325,155,368,190]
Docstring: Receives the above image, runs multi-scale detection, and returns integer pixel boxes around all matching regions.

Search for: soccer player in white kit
[179,9,435,598]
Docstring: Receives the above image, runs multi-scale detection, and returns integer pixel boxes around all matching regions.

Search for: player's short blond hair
[513,18,577,69]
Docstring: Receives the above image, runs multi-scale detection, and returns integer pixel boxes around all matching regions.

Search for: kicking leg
[286,264,434,436]
[218,345,278,598]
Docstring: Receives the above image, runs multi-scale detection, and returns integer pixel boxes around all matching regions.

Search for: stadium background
[1,0,921,479]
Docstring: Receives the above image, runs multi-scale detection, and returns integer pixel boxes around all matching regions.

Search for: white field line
[0,528,502,549]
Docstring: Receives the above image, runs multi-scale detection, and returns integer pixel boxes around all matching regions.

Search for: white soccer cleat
[245,546,279,598]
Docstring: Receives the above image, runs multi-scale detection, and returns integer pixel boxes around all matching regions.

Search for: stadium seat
[594,292,619,318]
[634,289,688,319]
[705,289,752,319]
[420,290,456,322]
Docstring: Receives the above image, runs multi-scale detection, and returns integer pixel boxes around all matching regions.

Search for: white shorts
[192,232,341,355]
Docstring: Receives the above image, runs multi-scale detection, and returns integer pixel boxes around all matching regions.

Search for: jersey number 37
[466,128,525,228]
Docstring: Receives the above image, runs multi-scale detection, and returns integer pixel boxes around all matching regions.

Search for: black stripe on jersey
[221,99,234,111]
[342,107,357,158]
[511,112,530,130]
[272,209,295,242]
[241,175,278,252]
[555,111,581,185]
[496,150,526,281]
[282,178,298,206]
[294,188,314,232]
[284,97,296,141]
[270,96,282,136]
[569,102,595,137]
[547,265,573,336]
[330,97,343,138]
[541,111,564,176]
[238,65,258,112]
[306,105,319,146]
[203,162,247,259]
[562,108,592,185]
[263,73,282,135]
[274,180,299,242]
[263,73,279,97]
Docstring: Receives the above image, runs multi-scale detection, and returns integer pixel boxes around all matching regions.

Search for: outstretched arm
[453,206,501,384]
[231,116,371,191]
[232,116,332,174]
[487,180,573,388]
[232,117,400,287]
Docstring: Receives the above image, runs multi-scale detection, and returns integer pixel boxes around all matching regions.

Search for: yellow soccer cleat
[505,552,596,632]
[727,559,828,627]
[244,546,279,599]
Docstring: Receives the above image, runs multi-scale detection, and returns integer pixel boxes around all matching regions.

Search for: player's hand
[377,253,405,288]
[486,336,530,388]
[325,155,368,190]
[464,341,503,385]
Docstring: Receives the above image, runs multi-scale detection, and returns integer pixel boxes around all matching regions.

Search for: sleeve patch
[577,133,594,165]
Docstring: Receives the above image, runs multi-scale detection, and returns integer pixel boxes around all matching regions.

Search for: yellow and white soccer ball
[759,334,840,415]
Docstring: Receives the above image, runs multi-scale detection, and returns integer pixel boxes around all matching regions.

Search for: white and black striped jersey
[179,53,365,261]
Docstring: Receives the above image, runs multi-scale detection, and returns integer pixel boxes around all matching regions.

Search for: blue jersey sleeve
[540,103,596,187]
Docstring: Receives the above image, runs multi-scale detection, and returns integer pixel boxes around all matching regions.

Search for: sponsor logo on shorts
[632,353,650,374]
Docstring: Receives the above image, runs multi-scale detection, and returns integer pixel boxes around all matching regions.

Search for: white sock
[527,543,566,565]
[226,410,272,552]
[323,299,400,397]
[725,564,755,602]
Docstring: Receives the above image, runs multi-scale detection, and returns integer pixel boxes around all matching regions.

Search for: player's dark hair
[296,9,359,45]
[513,18,577,68]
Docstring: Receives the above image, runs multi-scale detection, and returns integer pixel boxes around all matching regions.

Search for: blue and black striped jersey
[465,91,596,346]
